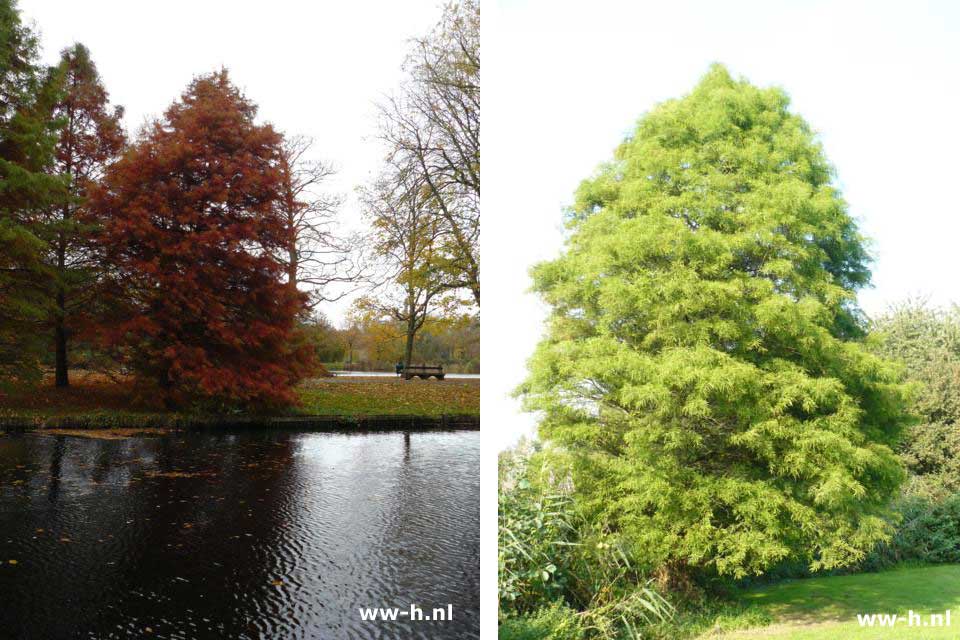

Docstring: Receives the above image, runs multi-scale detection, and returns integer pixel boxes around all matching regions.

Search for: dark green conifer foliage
[521,65,911,579]
[0,0,62,384]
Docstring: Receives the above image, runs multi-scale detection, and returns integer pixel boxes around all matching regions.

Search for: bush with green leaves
[872,301,960,498]
[499,444,578,612]
[865,494,960,569]
[520,64,911,583]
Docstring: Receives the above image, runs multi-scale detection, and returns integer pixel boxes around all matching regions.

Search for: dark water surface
[0,430,479,639]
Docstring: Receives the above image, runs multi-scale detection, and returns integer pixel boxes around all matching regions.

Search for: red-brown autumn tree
[41,43,125,388]
[91,70,314,409]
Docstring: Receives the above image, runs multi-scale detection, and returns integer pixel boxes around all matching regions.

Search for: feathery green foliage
[521,64,911,581]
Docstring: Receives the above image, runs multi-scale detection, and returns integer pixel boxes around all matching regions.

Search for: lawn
[0,371,479,424]
[296,376,479,416]
[703,565,960,639]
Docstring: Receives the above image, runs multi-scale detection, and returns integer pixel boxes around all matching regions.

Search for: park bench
[403,364,445,380]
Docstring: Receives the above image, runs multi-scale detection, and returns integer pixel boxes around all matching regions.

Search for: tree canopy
[91,71,314,408]
[0,0,62,384]
[521,64,911,580]
[39,42,125,387]
[380,0,479,306]
[0,0,478,410]
[873,300,960,497]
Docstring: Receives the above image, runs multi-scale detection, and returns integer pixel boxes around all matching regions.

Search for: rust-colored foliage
[43,43,126,388]
[90,70,314,409]
[50,44,125,193]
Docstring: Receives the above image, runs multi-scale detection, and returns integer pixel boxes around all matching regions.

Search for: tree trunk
[54,301,68,388]
[56,105,74,389]
[158,368,176,410]
[54,228,69,388]
[403,318,416,372]
[653,559,695,597]
[403,291,417,372]
[288,235,298,291]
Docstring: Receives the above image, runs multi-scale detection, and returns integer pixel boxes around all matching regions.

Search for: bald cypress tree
[38,43,125,387]
[521,65,910,582]
[92,71,314,409]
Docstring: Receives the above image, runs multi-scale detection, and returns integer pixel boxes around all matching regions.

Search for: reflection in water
[47,435,64,503]
[0,430,479,639]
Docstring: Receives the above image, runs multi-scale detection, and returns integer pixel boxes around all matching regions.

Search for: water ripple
[0,430,479,639]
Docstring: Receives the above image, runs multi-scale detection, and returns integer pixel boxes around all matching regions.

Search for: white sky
[484,0,960,451]
[18,0,446,325]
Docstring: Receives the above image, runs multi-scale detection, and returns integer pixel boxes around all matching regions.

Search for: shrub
[872,301,960,493]
[867,493,960,569]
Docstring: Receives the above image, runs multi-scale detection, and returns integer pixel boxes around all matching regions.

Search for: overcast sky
[18,0,445,324]
[485,0,960,450]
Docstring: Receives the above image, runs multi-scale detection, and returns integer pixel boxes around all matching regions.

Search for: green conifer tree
[521,65,911,581]
[0,0,62,384]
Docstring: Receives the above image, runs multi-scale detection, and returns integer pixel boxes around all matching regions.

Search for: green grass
[0,373,479,426]
[637,600,773,640]
[701,564,960,639]
[295,377,479,417]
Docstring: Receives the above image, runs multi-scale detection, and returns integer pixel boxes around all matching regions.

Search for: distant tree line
[305,309,479,373]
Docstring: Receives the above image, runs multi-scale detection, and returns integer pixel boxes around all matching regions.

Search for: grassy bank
[0,372,479,430]
[696,564,960,639]
[296,376,478,416]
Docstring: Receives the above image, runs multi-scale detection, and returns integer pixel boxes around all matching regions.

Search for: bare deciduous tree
[379,0,479,306]
[359,165,449,371]
[277,134,361,307]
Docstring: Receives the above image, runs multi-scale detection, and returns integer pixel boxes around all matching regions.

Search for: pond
[0,429,479,639]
